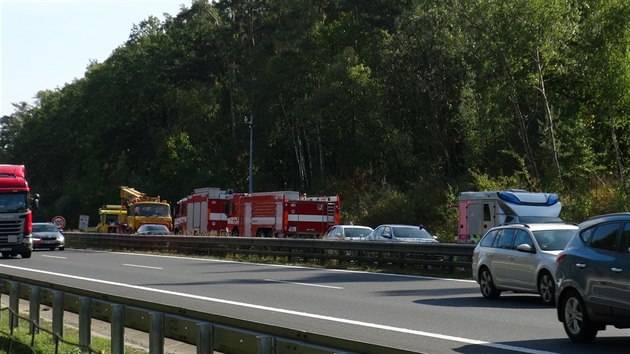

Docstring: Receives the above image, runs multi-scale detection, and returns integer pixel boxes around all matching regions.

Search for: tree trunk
[534,48,561,178]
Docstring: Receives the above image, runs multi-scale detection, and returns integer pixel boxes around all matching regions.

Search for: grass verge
[0,309,147,354]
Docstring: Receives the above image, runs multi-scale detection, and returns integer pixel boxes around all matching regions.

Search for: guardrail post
[29,286,41,334]
[150,311,165,354]
[197,322,213,354]
[111,304,125,354]
[9,281,19,329]
[52,290,64,337]
[79,297,92,350]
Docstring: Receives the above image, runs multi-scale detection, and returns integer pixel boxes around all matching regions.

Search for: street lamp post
[245,114,254,193]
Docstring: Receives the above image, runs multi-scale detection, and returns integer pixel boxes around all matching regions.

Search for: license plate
[0,247,12,251]
[44,240,56,244]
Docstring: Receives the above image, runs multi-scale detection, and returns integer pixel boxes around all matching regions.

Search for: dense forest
[1,0,628,240]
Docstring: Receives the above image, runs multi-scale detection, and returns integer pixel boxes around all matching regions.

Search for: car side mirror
[516,243,534,253]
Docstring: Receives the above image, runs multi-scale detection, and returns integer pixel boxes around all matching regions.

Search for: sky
[1,0,188,117]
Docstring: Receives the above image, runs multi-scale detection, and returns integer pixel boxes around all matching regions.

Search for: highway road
[0,249,628,353]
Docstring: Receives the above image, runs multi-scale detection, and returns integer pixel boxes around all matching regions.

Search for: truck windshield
[0,192,28,213]
[134,204,170,217]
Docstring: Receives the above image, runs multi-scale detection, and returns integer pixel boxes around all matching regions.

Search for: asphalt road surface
[1,249,629,353]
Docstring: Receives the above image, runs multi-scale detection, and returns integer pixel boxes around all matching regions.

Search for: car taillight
[25,211,33,234]
[556,252,566,265]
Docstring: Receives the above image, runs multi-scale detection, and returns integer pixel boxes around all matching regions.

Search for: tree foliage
[1,0,628,237]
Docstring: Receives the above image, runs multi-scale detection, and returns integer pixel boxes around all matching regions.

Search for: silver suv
[472,222,578,304]
[555,213,630,342]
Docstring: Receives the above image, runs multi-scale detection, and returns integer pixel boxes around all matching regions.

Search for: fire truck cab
[174,187,233,235]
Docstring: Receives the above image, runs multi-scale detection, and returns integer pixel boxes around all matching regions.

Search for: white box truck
[458,190,562,243]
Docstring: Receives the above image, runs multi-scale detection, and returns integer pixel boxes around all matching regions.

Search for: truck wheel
[1,252,11,259]
[21,251,31,259]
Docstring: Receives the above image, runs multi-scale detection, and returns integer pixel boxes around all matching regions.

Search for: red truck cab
[0,164,39,258]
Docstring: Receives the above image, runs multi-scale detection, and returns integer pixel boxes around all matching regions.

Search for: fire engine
[174,187,233,235]
[0,164,39,258]
[226,191,340,238]
[458,189,562,243]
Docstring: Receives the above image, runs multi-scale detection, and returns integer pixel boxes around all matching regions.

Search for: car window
[373,227,384,238]
[480,230,498,247]
[621,223,630,254]
[590,222,620,252]
[345,228,371,238]
[513,230,533,249]
[33,224,58,232]
[496,228,516,249]
[533,229,576,251]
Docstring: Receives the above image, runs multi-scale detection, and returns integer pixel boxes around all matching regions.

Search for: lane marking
[123,264,163,270]
[0,264,553,354]
[264,279,344,289]
[40,255,66,259]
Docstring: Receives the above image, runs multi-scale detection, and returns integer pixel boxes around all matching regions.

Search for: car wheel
[59,247,65,251]
[561,290,598,342]
[538,271,555,305]
[479,267,501,299]
[21,251,31,259]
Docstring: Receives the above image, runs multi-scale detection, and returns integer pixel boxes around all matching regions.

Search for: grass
[0,309,147,354]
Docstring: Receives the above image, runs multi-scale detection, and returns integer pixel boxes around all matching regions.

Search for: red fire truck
[0,164,39,258]
[226,191,340,238]
[174,187,234,234]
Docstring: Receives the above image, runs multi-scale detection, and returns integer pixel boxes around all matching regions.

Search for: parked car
[135,224,171,235]
[32,222,65,250]
[555,213,630,342]
[322,225,373,240]
[472,222,578,305]
[366,224,438,243]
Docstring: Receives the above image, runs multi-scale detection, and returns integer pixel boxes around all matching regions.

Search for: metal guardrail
[65,232,476,272]
[0,274,420,354]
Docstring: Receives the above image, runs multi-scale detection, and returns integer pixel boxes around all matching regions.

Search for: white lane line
[40,255,66,259]
[0,264,553,354]
[123,264,163,270]
[264,279,344,289]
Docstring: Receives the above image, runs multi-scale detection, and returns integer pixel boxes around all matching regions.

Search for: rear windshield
[393,226,432,239]
[345,228,372,238]
[533,229,576,251]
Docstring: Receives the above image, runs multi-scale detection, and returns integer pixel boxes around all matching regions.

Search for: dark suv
[555,213,630,342]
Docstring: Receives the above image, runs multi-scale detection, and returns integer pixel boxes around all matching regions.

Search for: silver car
[366,224,438,243]
[472,222,578,305]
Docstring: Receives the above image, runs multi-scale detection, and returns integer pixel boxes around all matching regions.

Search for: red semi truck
[0,164,39,258]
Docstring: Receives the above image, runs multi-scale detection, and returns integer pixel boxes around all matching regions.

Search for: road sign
[52,216,66,229]
[79,215,89,230]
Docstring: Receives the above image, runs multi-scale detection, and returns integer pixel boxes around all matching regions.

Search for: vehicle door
[491,228,517,288]
[509,229,538,291]
[610,222,630,319]
[583,222,621,317]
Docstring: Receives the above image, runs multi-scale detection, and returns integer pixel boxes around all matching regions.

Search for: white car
[472,222,578,305]
[322,225,374,240]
